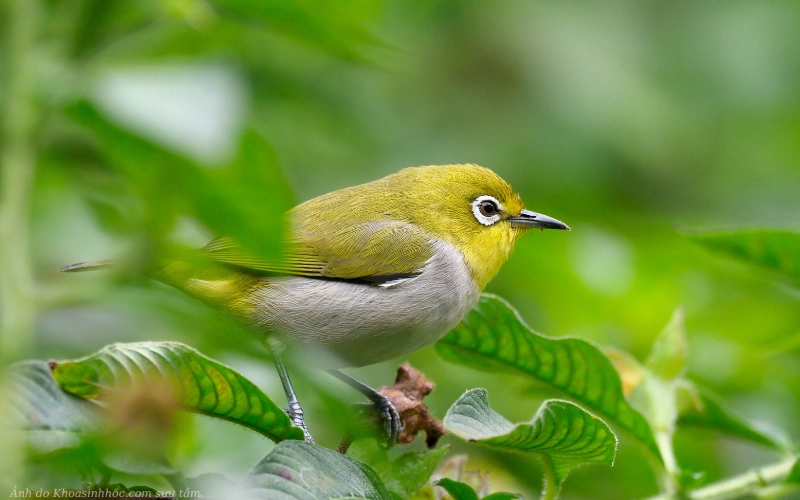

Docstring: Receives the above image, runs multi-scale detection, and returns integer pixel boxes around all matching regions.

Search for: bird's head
[384,164,569,289]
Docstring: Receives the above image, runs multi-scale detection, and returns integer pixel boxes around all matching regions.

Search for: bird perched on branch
[63,164,569,443]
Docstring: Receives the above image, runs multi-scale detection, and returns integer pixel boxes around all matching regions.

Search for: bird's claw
[368,392,402,448]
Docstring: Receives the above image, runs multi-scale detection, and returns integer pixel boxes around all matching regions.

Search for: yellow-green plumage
[205,164,525,289]
[70,164,566,368]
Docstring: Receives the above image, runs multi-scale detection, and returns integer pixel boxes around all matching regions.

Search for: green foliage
[435,479,521,500]
[66,102,291,264]
[675,385,789,452]
[6,361,100,458]
[444,389,617,487]
[8,361,99,434]
[787,460,800,484]
[645,308,688,381]
[51,341,303,443]
[7,360,181,483]
[613,306,792,494]
[381,448,448,496]
[4,0,800,497]
[436,294,658,459]
[482,493,522,499]
[436,478,481,500]
[628,308,688,479]
[3,299,796,499]
[688,230,800,286]
[205,0,381,61]
[617,311,788,453]
[347,439,449,497]
[239,441,392,500]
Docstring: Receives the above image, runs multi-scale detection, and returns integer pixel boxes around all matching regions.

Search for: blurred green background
[2,0,800,498]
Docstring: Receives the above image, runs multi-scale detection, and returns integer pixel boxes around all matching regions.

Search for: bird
[62,164,569,444]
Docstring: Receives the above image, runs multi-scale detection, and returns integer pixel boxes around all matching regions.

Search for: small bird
[63,164,569,443]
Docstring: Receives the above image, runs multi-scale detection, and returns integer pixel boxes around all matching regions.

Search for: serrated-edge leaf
[436,294,659,459]
[239,441,392,500]
[6,361,99,433]
[51,341,303,442]
[687,229,800,285]
[444,389,617,485]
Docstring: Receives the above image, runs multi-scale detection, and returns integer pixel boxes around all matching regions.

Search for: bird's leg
[272,352,314,443]
[329,369,401,446]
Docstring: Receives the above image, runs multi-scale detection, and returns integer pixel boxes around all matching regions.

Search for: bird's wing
[204,220,434,283]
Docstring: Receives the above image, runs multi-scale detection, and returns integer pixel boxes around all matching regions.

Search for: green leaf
[645,307,688,380]
[101,453,177,476]
[444,389,617,486]
[786,459,800,483]
[6,361,184,478]
[676,383,790,452]
[67,102,290,263]
[7,361,99,433]
[627,376,679,477]
[184,129,293,263]
[436,294,658,459]
[348,439,449,497]
[6,361,100,454]
[435,478,478,500]
[634,309,688,476]
[206,0,381,62]
[382,447,449,496]
[435,479,521,500]
[239,441,393,499]
[51,341,303,442]
[688,230,800,285]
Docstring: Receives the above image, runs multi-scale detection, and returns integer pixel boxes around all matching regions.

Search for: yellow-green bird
[63,164,568,443]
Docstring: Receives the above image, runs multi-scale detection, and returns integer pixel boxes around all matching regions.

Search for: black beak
[509,209,570,230]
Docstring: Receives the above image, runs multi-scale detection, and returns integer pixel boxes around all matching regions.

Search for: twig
[647,457,797,500]
[0,0,40,365]
[337,432,353,454]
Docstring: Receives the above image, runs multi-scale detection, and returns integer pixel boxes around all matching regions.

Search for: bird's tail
[60,257,256,320]
[60,260,117,273]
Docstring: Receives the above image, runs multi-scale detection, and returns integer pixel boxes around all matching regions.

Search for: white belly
[248,240,479,368]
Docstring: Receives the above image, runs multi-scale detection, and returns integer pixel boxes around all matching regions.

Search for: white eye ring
[472,195,502,226]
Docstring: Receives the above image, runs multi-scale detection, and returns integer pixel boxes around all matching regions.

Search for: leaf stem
[653,425,679,494]
[0,0,40,365]
[541,461,559,500]
[647,457,797,500]
[0,0,40,495]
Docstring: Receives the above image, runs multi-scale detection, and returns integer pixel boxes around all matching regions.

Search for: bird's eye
[479,200,497,217]
[471,195,502,226]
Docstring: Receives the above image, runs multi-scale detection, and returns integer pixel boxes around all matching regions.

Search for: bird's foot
[285,401,314,443]
[366,391,402,448]
[328,369,403,447]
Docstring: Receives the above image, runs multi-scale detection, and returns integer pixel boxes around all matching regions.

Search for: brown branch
[379,363,446,448]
